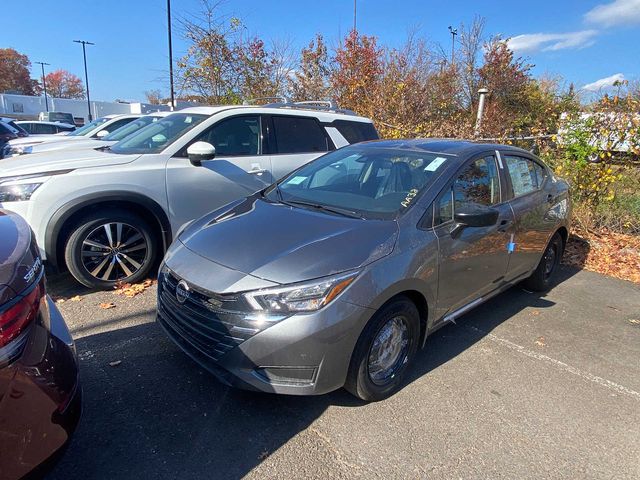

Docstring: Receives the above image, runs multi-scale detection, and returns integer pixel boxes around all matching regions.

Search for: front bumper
[0,296,81,479]
[157,268,373,396]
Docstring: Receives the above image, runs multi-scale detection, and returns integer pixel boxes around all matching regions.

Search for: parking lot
[44,265,640,479]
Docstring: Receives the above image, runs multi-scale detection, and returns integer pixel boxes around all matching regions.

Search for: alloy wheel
[80,222,148,282]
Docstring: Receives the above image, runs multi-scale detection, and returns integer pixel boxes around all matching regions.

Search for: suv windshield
[103,115,160,142]
[110,113,208,154]
[267,146,451,219]
[68,117,108,136]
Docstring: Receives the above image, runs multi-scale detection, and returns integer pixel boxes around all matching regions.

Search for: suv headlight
[244,271,359,314]
[0,183,42,202]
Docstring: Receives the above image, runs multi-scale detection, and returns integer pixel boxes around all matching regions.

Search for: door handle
[497,219,512,232]
[249,168,268,175]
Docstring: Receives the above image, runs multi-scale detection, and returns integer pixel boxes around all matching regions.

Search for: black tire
[345,297,420,402]
[64,209,158,289]
[522,232,563,292]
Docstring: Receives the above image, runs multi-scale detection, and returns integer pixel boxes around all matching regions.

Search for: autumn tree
[0,48,39,95]
[145,89,164,105]
[288,34,331,101]
[45,70,85,99]
[331,30,383,117]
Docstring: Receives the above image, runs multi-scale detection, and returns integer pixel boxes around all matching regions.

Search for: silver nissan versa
[157,139,571,401]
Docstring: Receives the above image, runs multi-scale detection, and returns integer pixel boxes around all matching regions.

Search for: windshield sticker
[401,188,419,208]
[288,176,308,185]
[424,157,447,172]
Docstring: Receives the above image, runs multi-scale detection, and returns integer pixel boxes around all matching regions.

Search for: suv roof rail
[263,99,357,116]
[243,96,290,105]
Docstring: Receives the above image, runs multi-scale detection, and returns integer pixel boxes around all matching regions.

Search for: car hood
[0,148,140,178]
[8,134,74,147]
[29,138,112,154]
[178,194,398,285]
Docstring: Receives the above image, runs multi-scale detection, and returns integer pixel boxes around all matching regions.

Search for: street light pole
[35,61,50,112]
[475,88,489,137]
[73,40,94,121]
[448,26,458,66]
[167,0,175,110]
[353,0,357,32]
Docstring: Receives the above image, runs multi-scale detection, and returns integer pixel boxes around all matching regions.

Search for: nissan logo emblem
[175,280,190,304]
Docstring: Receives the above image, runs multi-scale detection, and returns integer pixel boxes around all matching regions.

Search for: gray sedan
[157,139,571,401]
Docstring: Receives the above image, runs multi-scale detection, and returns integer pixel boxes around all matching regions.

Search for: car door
[267,114,334,181]
[500,152,557,281]
[432,154,515,315]
[165,114,274,232]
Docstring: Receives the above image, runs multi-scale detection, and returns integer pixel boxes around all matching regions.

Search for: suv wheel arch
[45,192,172,272]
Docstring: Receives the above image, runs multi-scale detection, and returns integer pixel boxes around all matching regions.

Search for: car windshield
[103,115,160,141]
[110,113,208,154]
[68,117,108,136]
[266,146,452,219]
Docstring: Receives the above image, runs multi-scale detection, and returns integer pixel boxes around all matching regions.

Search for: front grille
[157,270,262,363]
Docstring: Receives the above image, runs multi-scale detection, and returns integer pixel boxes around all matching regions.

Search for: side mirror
[450,204,499,238]
[187,141,216,166]
[96,129,109,138]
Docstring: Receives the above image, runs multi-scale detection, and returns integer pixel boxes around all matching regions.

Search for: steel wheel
[81,222,148,282]
[367,315,410,386]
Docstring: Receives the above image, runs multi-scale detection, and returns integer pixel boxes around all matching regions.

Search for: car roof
[16,120,75,128]
[357,138,536,159]
[175,105,373,123]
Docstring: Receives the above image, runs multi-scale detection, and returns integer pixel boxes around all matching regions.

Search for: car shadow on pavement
[47,266,582,480]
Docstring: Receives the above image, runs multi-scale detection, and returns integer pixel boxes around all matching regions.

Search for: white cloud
[507,30,598,53]
[582,73,626,91]
[585,0,640,27]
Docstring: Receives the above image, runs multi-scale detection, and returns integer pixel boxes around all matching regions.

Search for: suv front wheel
[64,209,158,289]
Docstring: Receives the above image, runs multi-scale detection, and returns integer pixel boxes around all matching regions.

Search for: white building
[0,93,175,125]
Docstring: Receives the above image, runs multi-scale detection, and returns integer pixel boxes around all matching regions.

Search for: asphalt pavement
[45,266,640,479]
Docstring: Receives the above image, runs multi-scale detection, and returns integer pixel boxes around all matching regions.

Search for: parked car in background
[0,209,81,479]
[0,122,18,153]
[17,111,173,155]
[0,102,378,288]
[0,118,29,137]
[158,139,570,401]
[16,121,76,135]
[3,114,142,157]
[38,111,76,126]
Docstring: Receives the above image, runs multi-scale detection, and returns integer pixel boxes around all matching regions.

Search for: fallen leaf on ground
[534,336,546,347]
[109,360,122,367]
[531,310,540,316]
[258,450,269,460]
[54,298,66,304]
[113,279,156,298]
[99,302,116,309]
[70,295,82,302]
[628,318,640,325]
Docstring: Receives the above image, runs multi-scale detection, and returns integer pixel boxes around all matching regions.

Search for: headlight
[0,183,42,202]
[3,145,33,157]
[244,271,358,314]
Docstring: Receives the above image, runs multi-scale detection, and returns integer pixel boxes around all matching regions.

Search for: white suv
[0,103,378,288]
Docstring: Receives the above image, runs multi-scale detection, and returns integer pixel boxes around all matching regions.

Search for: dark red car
[0,209,81,479]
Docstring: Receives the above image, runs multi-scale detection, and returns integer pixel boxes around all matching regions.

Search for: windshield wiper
[283,199,364,219]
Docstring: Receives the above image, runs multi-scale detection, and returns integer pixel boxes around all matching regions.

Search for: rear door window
[504,155,545,197]
[272,116,329,154]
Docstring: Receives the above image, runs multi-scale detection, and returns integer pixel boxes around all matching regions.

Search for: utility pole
[167,0,175,110]
[448,26,458,66]
[353,0,357,32]
[35,61,50,112]
[73,40,95,121]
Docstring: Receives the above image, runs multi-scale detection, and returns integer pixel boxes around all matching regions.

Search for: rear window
[272,116,329,154]
[332,119,379,144]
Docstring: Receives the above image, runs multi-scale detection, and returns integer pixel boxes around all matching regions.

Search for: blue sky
[2,0,638,101]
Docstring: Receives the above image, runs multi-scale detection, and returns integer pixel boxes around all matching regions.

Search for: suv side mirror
[450,204,499,238]
[96,129,109,138]
[187,141,216,166]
